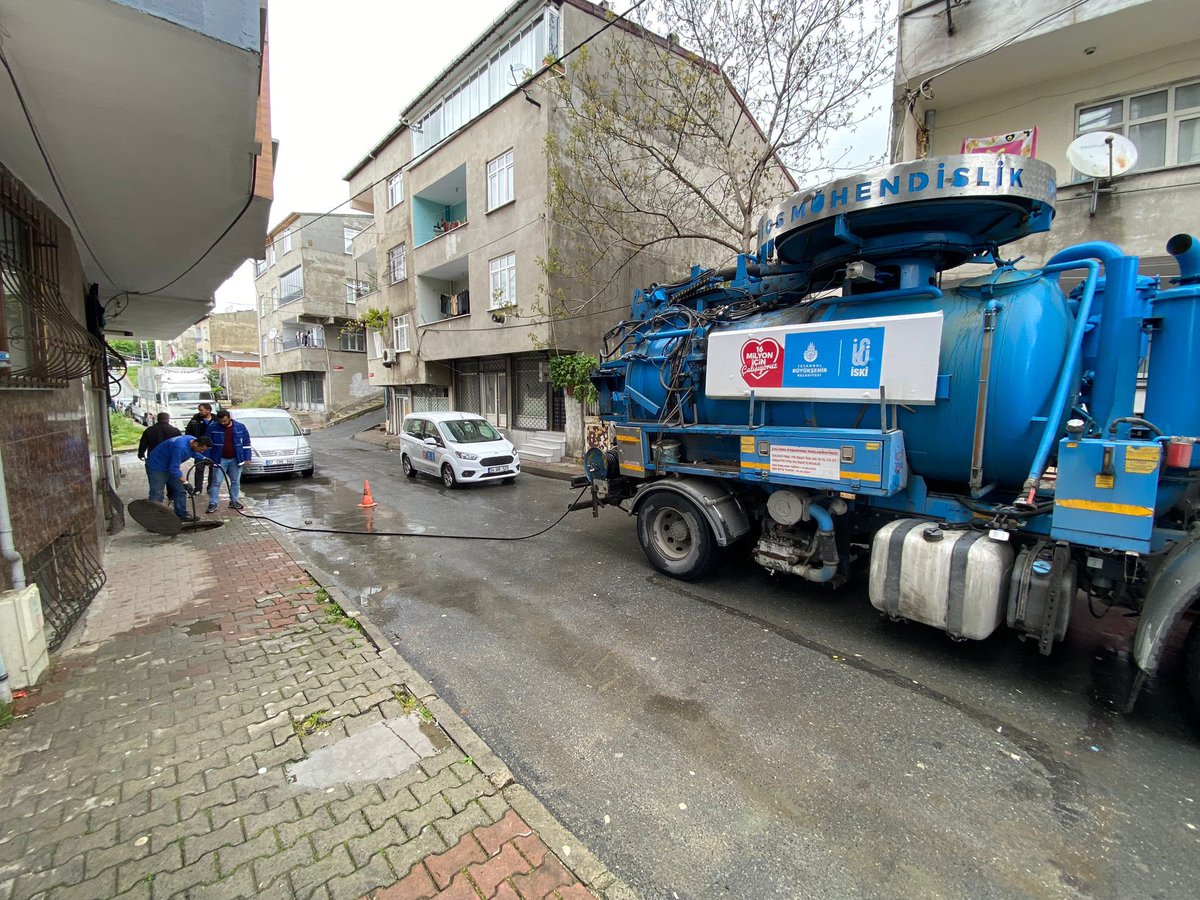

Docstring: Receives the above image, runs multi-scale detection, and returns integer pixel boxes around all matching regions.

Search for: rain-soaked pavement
[241,411,1200,899]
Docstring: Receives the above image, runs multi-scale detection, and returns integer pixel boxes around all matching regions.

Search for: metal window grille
[28,531,106,650]
[513,353,547,429]
[0,165,104,385]
[455,360,481,413]
[412,385,449,412]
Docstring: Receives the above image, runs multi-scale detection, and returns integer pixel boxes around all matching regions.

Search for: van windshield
[238,416,301,438]
[441,419,501,443]
[168,391,214,403]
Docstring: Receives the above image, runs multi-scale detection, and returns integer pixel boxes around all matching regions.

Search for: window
[280,228,293,254]
[393,314,411,352]
[489,254,516,310]
[254,258,267,277]
[1076,78,1200,173]
[339,326,366,352]
[266,242,276,267]
[388,243,407,283]
[411,10,554,156]
[344,226,359,254]
[487,150,514,210]
[278,266,303,304]
[387,172,405,209]
[345,280,370,304]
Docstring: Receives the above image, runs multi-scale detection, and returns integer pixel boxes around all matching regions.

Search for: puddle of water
[180,619,222,636]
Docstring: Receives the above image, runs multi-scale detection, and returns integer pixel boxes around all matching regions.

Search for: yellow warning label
[1124,446,1160,474]
[740,436,756,453]
[1058,497,1153,517]
[865,442,881,451]
[1094,474,1115,489]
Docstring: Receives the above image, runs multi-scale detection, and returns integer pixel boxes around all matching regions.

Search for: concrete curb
[267,527,636,899]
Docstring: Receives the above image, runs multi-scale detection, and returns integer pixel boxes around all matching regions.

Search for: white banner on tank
[705,311,943,404]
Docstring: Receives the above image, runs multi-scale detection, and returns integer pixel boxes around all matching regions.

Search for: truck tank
[619,155,1075,492]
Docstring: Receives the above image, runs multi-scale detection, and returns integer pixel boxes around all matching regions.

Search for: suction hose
[1167,233,1200,284]
[801,504,839,584]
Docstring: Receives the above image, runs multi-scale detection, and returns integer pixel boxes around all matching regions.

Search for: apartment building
[254,212,380,420]
[344,0,763,461]
[0,0,271,642]
[891,0,1199,275]
[158,309,259,365]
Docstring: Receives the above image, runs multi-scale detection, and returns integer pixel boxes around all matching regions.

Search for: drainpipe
[0,449,25,705]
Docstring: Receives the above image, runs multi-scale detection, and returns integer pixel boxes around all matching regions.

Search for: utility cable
[229,487,589,541]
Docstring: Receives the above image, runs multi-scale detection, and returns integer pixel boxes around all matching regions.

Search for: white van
[399,411,520,487]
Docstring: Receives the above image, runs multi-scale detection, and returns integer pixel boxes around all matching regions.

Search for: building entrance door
[481,372,508,428]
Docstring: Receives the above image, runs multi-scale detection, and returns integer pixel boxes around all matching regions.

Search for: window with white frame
[254,258,267,277]
[412,9,556,157]
[279,266,303,304]
[266,242,276,267]
[388,243,407,283]
[387,172,405,209]
[280,228,293,254]
[345,280,369,304]
[487,149,514,210]
[1077,78,1200,174]
[393,314,411,352]
[339,326,366,352]
[489,253,516,310]
[344,226,358,254]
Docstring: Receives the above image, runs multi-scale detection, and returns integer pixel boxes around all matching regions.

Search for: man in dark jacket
[185,403,217,492]
[204,409,253,513]
[146,435,213,521]
[137,413,181,467]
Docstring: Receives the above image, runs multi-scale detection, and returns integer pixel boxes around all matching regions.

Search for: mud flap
[1131,529,1200,707]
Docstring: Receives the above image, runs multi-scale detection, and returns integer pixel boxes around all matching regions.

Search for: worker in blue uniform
[146,434,213,522]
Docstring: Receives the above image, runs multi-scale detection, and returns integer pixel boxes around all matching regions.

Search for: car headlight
[454,450,479,461]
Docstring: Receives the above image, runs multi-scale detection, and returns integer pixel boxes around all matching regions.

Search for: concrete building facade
[254,211,380,421]
[343,0,766,460]
[891,0,1200,276]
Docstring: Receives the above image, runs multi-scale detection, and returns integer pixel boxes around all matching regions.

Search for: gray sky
[213,0,892,312]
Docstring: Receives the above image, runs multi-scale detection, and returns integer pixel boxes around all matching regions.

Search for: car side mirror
[301,428,311,435]
[423,437,437,446]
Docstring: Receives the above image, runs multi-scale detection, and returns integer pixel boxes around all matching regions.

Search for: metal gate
[28,531,106,650]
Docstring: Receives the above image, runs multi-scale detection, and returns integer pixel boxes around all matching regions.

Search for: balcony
[413,165,468,247]
[416,256,471,327]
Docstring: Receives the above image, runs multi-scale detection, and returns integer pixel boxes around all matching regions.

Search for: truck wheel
[637,493,721,581]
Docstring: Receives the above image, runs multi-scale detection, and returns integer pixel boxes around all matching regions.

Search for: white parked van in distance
[399,411,520,488]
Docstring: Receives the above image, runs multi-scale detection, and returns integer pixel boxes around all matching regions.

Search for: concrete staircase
[517,430,567,464]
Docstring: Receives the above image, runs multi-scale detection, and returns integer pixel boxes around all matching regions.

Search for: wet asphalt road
[245,412,1200,899]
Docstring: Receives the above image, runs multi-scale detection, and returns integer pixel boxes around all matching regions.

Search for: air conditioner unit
[381,349,397,367]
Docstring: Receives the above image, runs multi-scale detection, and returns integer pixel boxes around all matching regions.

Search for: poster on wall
[961,127,1039,158]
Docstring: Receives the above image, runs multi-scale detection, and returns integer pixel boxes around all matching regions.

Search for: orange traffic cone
[357,480,377,508]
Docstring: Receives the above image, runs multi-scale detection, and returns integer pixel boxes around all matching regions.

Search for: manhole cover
[128,500,182,536]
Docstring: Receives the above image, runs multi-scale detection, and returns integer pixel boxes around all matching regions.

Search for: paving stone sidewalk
[0,465,633,900]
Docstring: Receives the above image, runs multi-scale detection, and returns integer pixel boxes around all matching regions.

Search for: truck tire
[636,492,721,581]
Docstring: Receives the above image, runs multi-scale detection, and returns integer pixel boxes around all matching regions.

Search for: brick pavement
[0,463,633,900]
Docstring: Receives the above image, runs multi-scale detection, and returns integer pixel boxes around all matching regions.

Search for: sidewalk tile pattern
[0,502,595,900]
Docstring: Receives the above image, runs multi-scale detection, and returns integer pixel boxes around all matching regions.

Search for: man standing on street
[137,413,181,483]
[205,409,252,513]
[185,402,218,494]
[146,434,213,522]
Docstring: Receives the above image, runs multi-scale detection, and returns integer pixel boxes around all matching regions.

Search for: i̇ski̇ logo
[740,338,783,387]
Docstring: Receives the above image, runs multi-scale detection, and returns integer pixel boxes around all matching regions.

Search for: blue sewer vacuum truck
[574,154,1200,711]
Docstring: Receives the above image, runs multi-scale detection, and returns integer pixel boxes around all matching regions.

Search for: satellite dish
[1066,131,1138,178]
[268,328,277,340]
